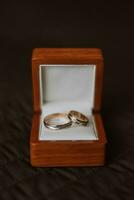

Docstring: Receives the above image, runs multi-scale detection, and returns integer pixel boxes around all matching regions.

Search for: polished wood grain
[31,48,107,167]
[32,48,103,61]
[32,48,103,113]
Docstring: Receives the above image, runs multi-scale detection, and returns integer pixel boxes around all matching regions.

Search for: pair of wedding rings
[43,110,89,130]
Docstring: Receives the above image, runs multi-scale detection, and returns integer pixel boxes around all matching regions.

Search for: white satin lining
[39,65,98,141]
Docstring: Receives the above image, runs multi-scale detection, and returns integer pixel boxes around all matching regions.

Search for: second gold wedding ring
[68,110,89,125]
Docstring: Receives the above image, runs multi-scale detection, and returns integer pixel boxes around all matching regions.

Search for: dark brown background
[0,1,134,199]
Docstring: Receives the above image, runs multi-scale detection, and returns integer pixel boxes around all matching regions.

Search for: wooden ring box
[30,48,107,167]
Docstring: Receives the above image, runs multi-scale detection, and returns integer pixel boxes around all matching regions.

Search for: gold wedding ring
[43,113,72,130]
[68,110,89,125]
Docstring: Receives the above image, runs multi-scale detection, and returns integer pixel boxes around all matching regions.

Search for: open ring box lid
[30,48,107,167]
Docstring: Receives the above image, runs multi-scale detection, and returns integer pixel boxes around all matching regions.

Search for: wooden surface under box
[30,113,107,167]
